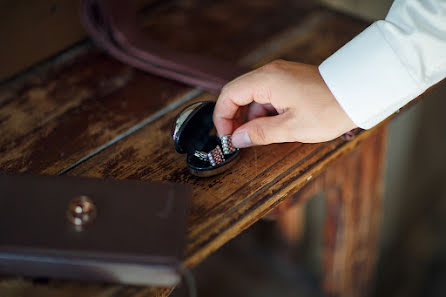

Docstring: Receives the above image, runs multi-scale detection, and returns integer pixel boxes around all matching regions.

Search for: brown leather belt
[80,0,247,93]
[81,0,361,139]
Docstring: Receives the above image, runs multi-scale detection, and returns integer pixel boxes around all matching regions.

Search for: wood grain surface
[0,0,314,175]
[0,2,380,297]
[66,10,371,297]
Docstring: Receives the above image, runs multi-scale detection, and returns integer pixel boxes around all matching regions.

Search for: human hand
[213,60,357,147]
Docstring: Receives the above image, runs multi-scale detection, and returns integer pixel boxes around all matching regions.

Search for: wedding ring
[221,135,237,155]
[207,145,225,166]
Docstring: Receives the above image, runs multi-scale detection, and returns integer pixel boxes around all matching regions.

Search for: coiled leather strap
[80,0,247,93]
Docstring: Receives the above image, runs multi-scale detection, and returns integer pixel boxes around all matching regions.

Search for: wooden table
[0,1,391,296]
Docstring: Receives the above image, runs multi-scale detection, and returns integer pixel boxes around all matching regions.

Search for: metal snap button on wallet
[172,101,240,177]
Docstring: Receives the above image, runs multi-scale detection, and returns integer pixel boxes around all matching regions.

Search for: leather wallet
[0,174,190,286]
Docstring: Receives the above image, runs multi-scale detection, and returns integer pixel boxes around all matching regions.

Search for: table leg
[273,126,387,297]
[322,126,387,297]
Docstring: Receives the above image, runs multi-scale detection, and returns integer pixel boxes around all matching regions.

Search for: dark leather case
[0,174,190,286]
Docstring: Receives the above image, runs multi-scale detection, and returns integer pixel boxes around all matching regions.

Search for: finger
[231,105,248,134]
[247,103,277,121]
[213,92,243,136]
[213,71,271,136]
[231,112,295,148]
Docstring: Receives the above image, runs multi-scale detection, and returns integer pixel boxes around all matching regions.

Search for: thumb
[231,113,294,148]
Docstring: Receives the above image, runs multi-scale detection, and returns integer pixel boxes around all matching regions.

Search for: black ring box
[172,101,240,177]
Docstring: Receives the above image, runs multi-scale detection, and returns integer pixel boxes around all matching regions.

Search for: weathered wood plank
[0,7,371,297]
[0,3,359,297]
[0,50,191,174]
[68,7,368,257]
[0,0,310,175]
[61,11,371,297]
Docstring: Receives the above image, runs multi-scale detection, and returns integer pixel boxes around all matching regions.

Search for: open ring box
[172,101,241,177]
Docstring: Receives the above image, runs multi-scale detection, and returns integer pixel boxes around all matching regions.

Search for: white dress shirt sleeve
[319,0,446,129]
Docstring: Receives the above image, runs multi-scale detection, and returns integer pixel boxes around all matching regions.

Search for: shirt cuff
[319,21,423,129]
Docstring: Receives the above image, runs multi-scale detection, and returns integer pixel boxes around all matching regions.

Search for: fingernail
[232,130,252,148]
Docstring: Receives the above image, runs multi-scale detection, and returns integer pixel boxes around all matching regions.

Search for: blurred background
[1,0,445,296]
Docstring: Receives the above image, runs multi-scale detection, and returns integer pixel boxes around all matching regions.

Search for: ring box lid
[172,101,216,155]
